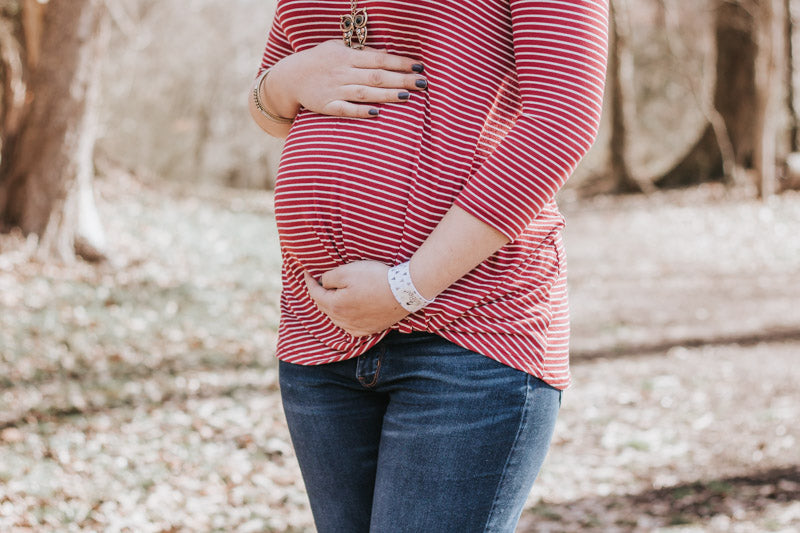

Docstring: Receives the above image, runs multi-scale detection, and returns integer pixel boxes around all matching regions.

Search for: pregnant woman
[249,1,608,531]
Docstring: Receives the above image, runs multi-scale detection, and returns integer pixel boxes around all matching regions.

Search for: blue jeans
[278,331,561,533]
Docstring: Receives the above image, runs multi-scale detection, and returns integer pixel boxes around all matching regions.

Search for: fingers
[325,38,423,74]
[351,46,423,74]
[338,84,413,105]
[326,70,426,117]
[304,271,358,334]
[320,100,384,119]
[304,269,347,297]
[324,68,426,118]
[319,268,348,289]
[304,271,327,302]
[350,68,427,92]
[304,271,343,322]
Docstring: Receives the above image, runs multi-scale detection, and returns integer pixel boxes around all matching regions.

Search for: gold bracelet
[253,68,294,124]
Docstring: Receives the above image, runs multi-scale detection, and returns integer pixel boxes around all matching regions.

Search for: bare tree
[656,1,757,188]
[606,0,649,194]
[753,0,783,198]
[784,0,798,153]
[655,0,784,196]
[0,0,108,261]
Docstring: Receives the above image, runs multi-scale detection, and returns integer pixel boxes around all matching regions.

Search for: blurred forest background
[0,0,799,531]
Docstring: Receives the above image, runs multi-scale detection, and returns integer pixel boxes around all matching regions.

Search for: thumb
[319,266,349,290]
[304,271,323,297]
[304,271,336,314]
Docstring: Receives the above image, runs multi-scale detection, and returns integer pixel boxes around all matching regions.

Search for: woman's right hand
[266,39,427,120]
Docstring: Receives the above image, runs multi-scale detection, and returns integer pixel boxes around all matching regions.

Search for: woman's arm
[248,56,295,139]
[409,205,509,300]
[452,1,609,241]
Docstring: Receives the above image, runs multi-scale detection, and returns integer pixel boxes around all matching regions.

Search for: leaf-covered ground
[1,177,798,532]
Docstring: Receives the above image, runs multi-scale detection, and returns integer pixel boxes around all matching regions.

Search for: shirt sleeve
[257,12,295,77]
[453,0,609,241]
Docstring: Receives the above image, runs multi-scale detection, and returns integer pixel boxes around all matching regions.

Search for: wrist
[407,255,445,302]
[254,70,294,124]
[388,261,435,313]
[266,56,303,117]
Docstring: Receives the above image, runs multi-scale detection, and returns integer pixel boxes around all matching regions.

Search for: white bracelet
[388,261,434,313]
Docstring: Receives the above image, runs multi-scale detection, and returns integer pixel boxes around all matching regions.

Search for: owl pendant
[340,7,368,49]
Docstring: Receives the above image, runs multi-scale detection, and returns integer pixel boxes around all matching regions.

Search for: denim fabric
[278,330,561,533]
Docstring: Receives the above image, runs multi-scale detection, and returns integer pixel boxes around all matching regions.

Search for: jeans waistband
[382,330,439,343]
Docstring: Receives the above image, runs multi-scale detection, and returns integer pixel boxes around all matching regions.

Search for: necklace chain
[351,0,358,12]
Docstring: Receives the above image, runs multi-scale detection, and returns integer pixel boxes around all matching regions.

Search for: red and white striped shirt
[259,0,608,389]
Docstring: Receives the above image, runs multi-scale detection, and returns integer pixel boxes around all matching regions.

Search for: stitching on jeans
[358,345,385,388]
[482,374,532,532]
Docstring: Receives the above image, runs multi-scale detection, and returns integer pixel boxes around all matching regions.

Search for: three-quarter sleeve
[453,0,608,241]
[257,12,295,77]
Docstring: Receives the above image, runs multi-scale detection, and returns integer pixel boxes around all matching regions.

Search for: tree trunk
[655,1,758,188]
[754,0,782,199]
[606,0,646,194]
[0,0,107,261]
[785,0,798,152]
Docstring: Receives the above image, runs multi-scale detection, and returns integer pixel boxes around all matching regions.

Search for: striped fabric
[259,0,608,390]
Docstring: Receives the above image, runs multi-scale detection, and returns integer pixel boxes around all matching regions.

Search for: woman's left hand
[304,261,410,337]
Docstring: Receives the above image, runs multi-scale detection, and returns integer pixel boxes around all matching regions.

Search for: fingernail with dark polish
[398,91,410,100]
[415,79,428,89]
[412,63,424,73]
[369,108,380,116]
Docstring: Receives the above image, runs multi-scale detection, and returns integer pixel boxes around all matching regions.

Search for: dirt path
[562,186,800,359]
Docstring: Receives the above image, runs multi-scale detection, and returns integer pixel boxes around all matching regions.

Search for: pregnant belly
[273,110,423,270]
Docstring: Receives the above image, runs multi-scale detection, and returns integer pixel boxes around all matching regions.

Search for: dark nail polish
[398,91,410,100]
[415,79,428,89]
[369,108,380,116]
[412,63,424,73]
